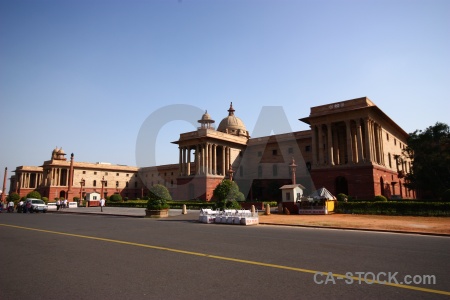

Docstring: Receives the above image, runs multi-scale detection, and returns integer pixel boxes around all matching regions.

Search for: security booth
[86,192,100,207]
[279,183,305,213]
[298,187,337,214]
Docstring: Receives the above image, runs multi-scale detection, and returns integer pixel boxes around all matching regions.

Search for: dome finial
[228,102,235,116]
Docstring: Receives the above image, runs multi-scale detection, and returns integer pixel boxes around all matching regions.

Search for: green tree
[213,179,240,201]
[109,194,123,202]
[26,191,41,199]
[213,179,242,210]
[147,184,171,210]
[403,122,450,198]
[7,192,20,204]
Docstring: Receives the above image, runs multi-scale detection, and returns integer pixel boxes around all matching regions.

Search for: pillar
[356,120,363,163]
[318,125,324,165]
[345,120,353,164]
[327,123,334,165]
[311,125,318,166]
[187,147,191,176]
[364,118,373,162]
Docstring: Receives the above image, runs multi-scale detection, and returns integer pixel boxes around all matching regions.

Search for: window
[135,182,138,188]
[82,171,86,174]
[126,182,129,187]
[93,180,97,187]
[94,172,97,175]
[116,173,119,176]
[126,174,129,177]
[116,181,119,187]
[394,138,397,146]
[105,172,108,175]
[104,181,108,187]
[388,153,392,168]
[288,147,293,154]
[306,162,311,171]
[272,149,277,156]
[386,133,389,141]
[272,164,278,176]
[305,146,311,152]
[171,180,174,187]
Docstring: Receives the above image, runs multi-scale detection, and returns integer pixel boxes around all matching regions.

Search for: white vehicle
[25,198,48,213]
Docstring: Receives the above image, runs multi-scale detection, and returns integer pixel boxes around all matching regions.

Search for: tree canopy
[403,122,450,198]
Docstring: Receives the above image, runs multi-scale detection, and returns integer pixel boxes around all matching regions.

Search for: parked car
[24,198,48,213]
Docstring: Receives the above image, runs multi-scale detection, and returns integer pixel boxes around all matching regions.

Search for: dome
[198,110,215,129]
[200,110,212,121]
[217,102,249,137]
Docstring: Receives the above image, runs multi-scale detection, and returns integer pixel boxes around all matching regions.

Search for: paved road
[1,213,449,299]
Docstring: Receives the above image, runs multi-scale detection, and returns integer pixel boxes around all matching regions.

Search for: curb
[258,222,450,237]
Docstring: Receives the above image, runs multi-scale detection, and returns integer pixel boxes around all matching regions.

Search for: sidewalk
[52,207,450,236]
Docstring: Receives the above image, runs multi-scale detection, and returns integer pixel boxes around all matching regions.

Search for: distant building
[10,97,415,201]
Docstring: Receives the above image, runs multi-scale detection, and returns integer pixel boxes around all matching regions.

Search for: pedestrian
[56,199,61,211]
[18,200,24,213]
[7,200,14,213]
[100,198,105,212]
[63,198,68,209]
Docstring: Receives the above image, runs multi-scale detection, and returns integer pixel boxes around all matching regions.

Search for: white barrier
[199,209,259,226]
[68,202,78,208]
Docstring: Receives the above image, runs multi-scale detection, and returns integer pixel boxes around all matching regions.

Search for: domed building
[217,102,249,138]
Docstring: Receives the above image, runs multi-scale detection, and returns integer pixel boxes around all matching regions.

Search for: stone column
[187,147,191,176]
[318,125,324,165]
[311,125,318,166]
[327,123,334,165]
[222,146,226,176]
[356,120,364,163]
[378,126,385,165]
[332,125,340,165]
[345,120,353,164]
[213,144,217,175]
[364,118,373,162]
[178,147,182,175]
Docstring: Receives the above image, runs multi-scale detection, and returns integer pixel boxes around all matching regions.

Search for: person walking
[56,199,61,211]
[100,198,105,212]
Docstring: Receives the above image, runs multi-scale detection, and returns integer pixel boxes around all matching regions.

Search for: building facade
[10,97,415,202]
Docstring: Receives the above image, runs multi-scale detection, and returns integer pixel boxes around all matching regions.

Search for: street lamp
[79,178,85,207]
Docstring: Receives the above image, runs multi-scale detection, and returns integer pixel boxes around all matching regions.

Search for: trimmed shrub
[42,197,49,203]
[374,195,387,202]
[109,194,123,202]
[147,184,171,210]
[7,192,20,204]
[26,191,41,199]
[337,193,348,202]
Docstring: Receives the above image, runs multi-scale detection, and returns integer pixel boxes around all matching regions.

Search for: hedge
[336,201,450,216]
[106,200,277,210]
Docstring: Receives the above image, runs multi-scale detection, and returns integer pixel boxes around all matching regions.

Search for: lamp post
[100,176,106,199]
[79,178,85,207]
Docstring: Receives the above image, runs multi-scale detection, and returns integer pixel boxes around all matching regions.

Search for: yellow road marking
[2,223,449,296]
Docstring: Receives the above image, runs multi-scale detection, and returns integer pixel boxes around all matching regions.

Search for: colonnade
[311,118,385,166]
[178,143,232,176]
[47,168,68,186]
[19,172,43,188]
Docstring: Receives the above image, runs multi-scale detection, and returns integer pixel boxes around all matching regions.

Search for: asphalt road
[1,213,449,300]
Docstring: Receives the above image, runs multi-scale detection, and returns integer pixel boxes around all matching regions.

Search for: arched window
[335,176,348,195]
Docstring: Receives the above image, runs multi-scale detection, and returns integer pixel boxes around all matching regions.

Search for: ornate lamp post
[228,164,234,181]
[79,178,85,207]
[100,176,106,199]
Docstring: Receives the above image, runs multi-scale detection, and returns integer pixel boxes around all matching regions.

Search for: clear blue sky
[1,0,449,192]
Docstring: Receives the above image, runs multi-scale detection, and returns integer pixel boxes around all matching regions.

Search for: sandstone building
[10,97,415,201]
